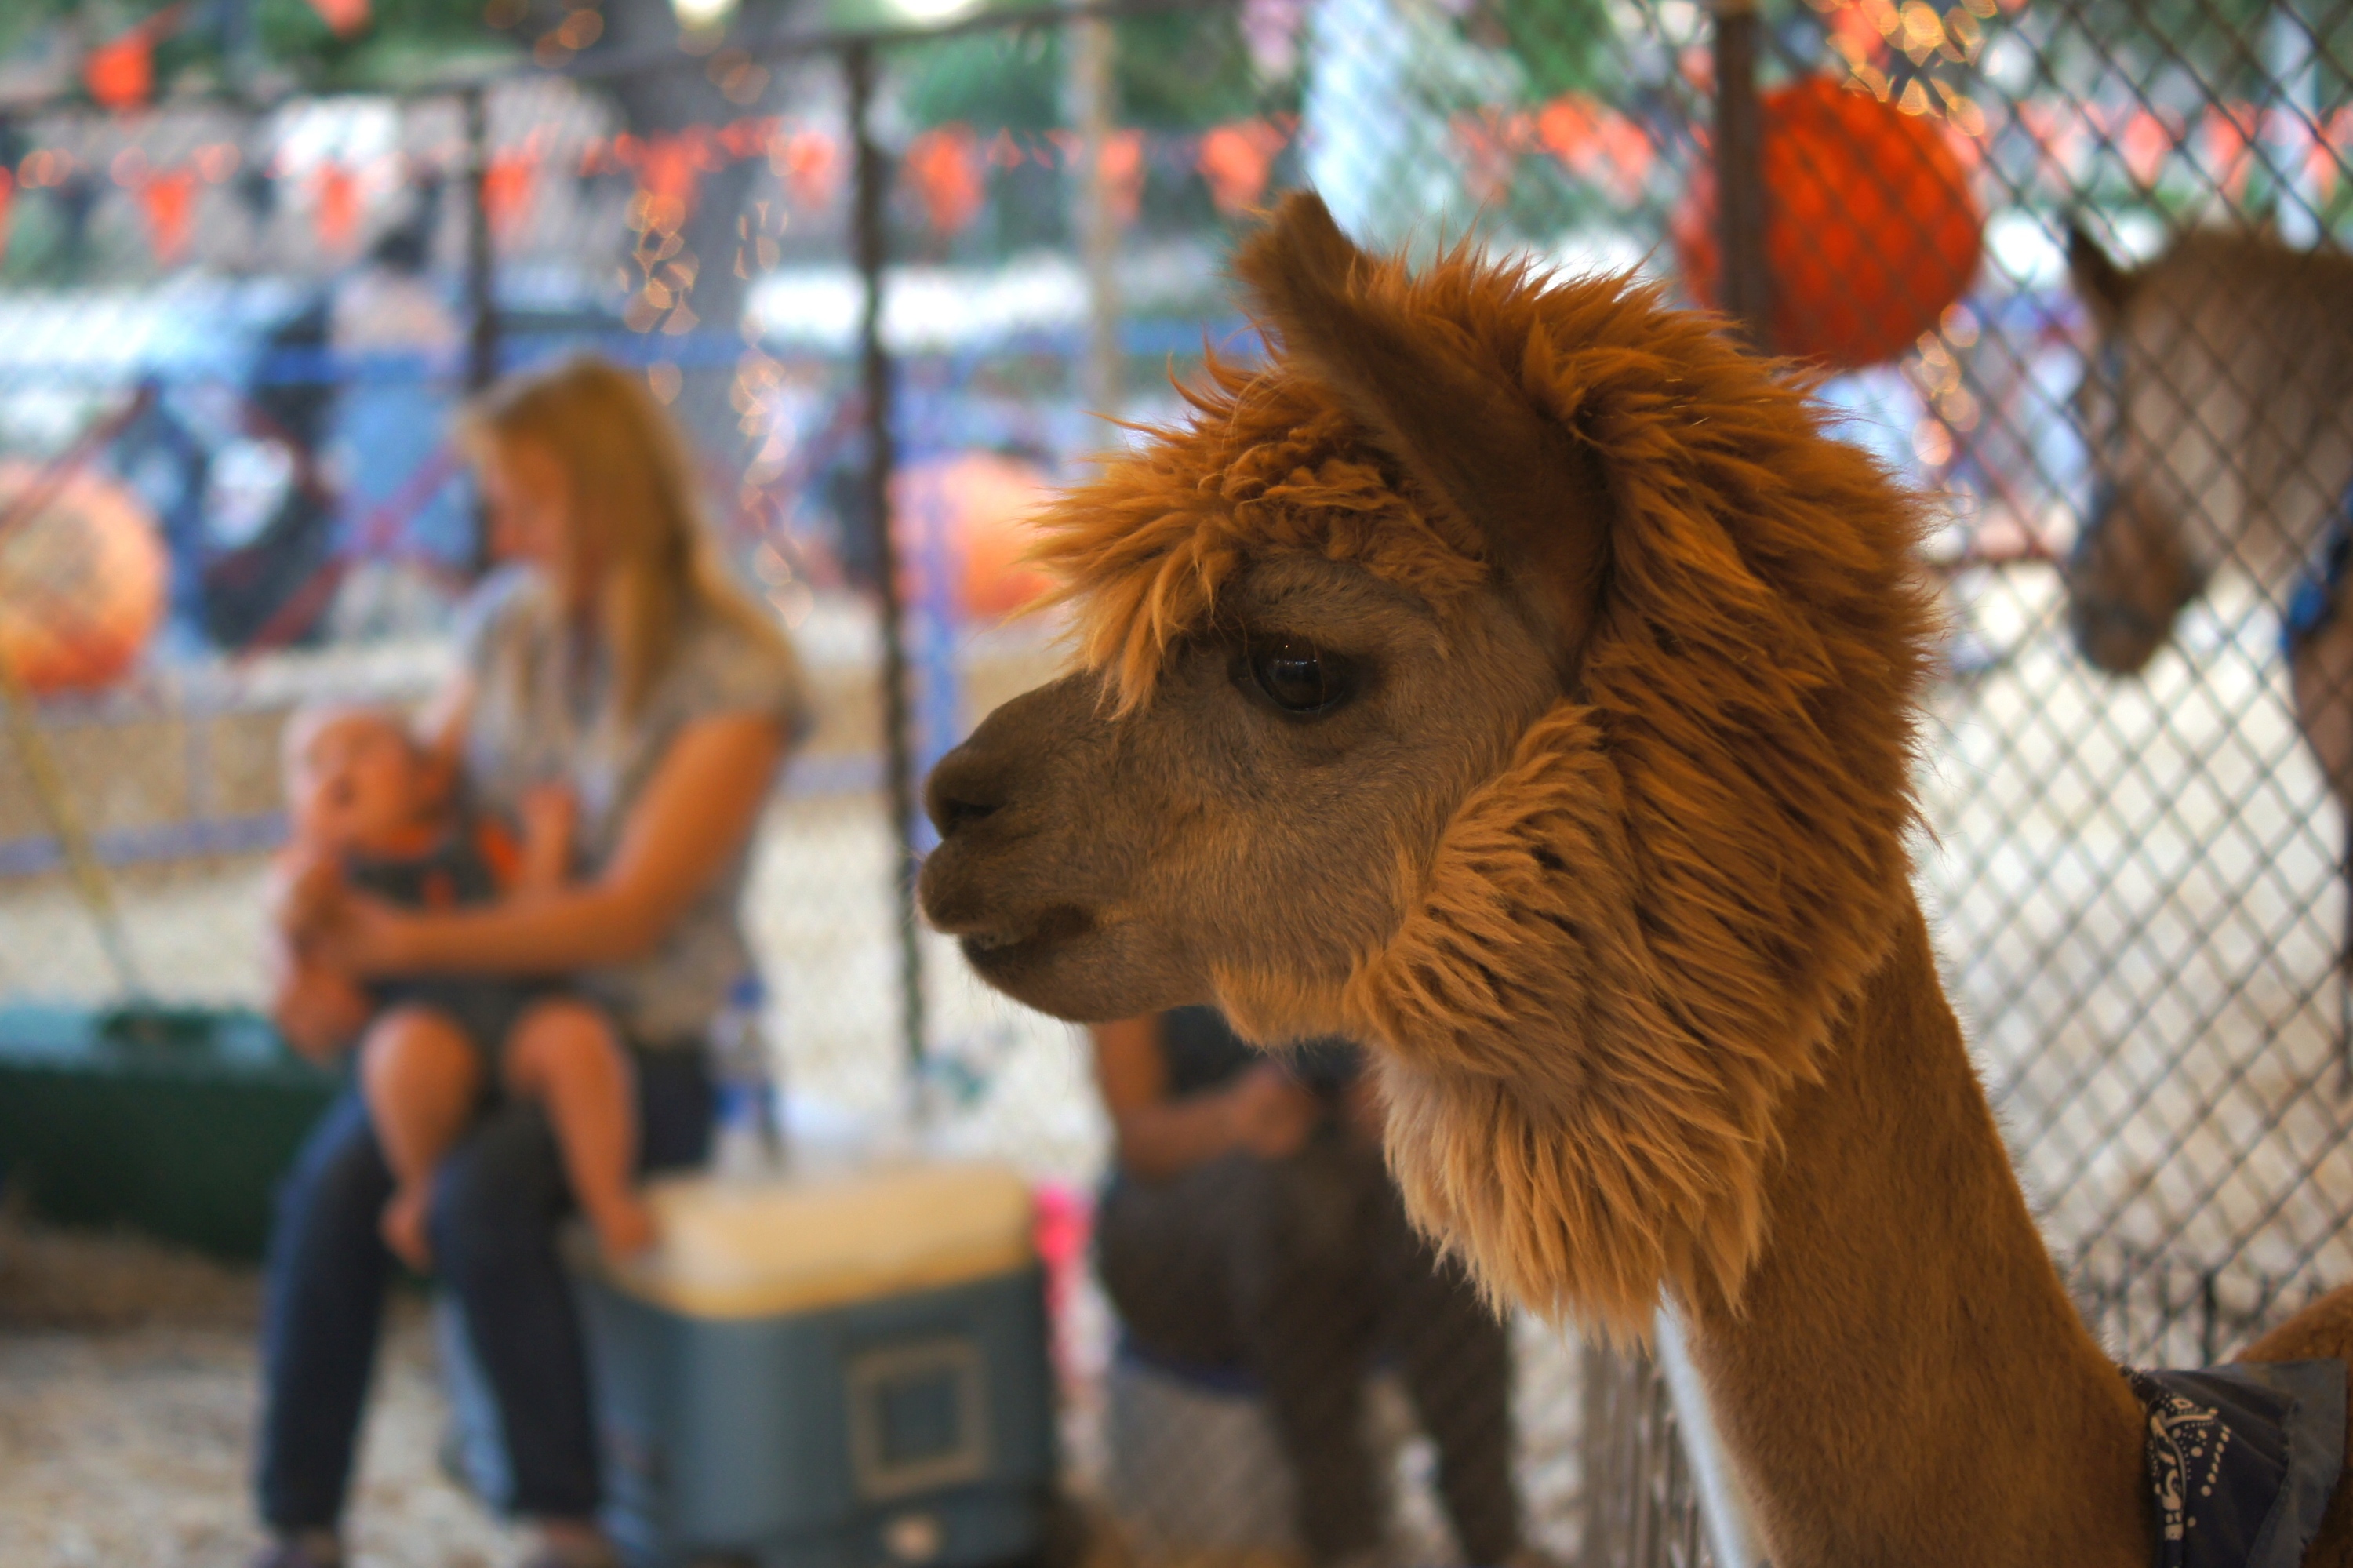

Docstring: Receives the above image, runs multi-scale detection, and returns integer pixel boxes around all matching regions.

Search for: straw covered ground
[0,1216,524,1567]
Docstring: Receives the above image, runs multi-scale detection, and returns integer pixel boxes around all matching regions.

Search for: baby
[272,702,654,1269]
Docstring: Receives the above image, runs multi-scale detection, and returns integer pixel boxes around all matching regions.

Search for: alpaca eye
[1249,638,1352,715]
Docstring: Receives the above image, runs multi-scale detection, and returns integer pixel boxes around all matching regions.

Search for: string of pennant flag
[79,0,372,113]
[7,92,2352,273]
[0,105,1315,267]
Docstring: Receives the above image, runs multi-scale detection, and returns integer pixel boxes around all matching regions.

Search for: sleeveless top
[1157,1006,1362,1104]
[455,566,811,1046]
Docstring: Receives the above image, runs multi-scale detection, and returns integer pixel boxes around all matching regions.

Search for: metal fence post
[1712,0,1772,353]
[1654,1303,1769,1568]
[462,84,500,577]
[463,85,497,395]
[1070,12,1121,417]
[846,42,928,1082]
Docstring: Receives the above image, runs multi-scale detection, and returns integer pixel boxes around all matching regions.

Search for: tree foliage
[0,0,521,100]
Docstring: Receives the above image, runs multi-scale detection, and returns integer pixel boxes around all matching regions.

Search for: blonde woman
[256,357,809,1568]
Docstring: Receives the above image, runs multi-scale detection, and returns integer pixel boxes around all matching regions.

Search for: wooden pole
[1712,0,1773,353]
[0,658,144,1000]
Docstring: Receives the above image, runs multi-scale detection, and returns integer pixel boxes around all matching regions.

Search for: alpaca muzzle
[916,672,1176,1020]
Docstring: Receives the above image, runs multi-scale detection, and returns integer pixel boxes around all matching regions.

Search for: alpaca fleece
[1032,195,1939,1337]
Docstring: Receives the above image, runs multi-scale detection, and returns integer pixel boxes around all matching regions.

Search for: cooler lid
[600,1161,1035,1319]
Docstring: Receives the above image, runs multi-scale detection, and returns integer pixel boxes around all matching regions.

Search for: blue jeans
[255,1045,712,1530]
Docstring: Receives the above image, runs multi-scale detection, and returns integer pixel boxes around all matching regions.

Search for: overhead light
[672,0,737,29]
[889,0,984,23]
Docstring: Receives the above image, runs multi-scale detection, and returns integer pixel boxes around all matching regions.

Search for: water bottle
[708,974,783,1179]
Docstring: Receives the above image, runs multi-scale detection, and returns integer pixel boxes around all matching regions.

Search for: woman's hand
[1093,1017,1330,1181]
[1224,1063,1324,1160]
[265,918,372,1063]
[267,846,343,941]
[271,959,373,1064]
[299,882,422,980]
[1341,1072,1387,1148]
[347,713,786,977]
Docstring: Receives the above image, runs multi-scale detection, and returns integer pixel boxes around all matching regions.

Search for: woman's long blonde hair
[462,356,790,719]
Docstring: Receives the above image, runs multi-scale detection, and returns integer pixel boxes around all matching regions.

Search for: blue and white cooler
[446,1160,1057,1568]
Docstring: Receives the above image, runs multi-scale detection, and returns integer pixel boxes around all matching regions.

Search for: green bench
[0,1004,341,1261]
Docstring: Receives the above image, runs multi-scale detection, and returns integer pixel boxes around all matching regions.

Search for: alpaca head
[919,193,1937,1335]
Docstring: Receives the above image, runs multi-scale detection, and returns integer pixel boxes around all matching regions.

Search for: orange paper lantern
[0,464,168,694]
[307,0,371,36]
[1674,77,1982,369]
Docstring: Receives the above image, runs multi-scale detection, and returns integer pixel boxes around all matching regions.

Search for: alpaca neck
[1682,895,2153,1568]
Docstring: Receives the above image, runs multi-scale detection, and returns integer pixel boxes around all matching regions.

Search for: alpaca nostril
[936,792,1000,836]
[926,745,1009,840]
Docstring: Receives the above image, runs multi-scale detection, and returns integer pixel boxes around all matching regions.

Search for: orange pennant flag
[772,129,841,213]
[1100,129,1144,224]
[632,133,718,235]
[1198,120,1286,215]
[85,31,155,110]
[138,167,198,264]
[2118,108,2174,189]
[905,125,984,235]
[312,162,362,252]
[84,5,186,111]
[485,148,538,239]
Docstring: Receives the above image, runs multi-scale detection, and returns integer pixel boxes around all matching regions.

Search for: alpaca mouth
[955,904,1096,973]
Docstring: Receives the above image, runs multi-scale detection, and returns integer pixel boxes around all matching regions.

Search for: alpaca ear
[1231,191,1609,682]
[2066,220,2134,326]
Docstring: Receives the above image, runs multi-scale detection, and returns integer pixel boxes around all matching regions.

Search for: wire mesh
[1577,1346,1722,1568]
[9,0,2353,1562]
[1875,0,2353,1358]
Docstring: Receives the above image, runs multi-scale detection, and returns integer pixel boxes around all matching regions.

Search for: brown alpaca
[917,194,2353,1566]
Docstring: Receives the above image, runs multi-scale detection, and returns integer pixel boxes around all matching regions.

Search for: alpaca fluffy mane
[1033,206,1939,1337]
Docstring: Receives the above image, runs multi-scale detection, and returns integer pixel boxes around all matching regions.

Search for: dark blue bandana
[2123,1360,2344,1568]
[2281,489,2353,657]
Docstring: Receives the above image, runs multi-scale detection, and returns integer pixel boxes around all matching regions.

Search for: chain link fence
[1896,0,2353,1354]
[5,0,2353,1562]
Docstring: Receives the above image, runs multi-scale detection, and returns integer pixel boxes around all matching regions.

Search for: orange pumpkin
[0,462,168,694]
[1675,76,1982,369]
[893,451,1056,623]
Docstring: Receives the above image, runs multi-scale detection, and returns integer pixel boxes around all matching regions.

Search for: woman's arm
[272,959,373,1063]
[312,711,787,977]
[264,848,371,1060]
[1092,1016,1322,1183]
[267,925,373,1064]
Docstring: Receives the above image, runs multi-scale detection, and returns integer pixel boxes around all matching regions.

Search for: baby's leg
[504,999,654,1258]
[360,1006,485,1271]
